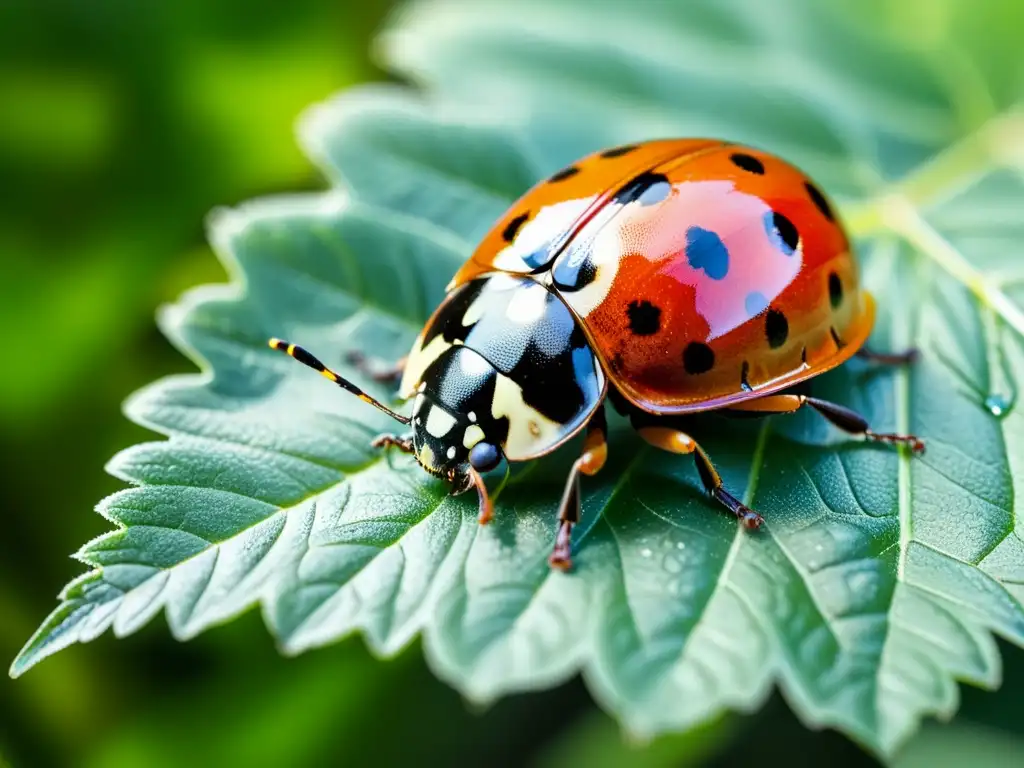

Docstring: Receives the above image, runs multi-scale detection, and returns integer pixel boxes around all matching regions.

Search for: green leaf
[13,0,1024,759]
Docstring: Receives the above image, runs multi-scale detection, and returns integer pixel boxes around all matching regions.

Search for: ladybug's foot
[866,431,926,455]
[713,487,764,529]
[857,347,920,366]
[346,350,407,385]
[549,520,574,571]
[631,423,765,532]
[726,395,928,458]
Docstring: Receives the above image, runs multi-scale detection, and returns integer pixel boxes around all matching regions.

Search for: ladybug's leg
[550,406,608,571]
[634,424,763,530]
[345,350,408,386]
[856,347,919,366]
[727,395,925,454]
[370,433,416,470]
[370,433,415,453]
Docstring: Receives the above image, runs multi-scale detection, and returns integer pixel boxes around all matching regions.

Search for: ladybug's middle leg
[631,418,763,530]
[726,395,925,454]
[549,406,608,571]
[346,350,408,386]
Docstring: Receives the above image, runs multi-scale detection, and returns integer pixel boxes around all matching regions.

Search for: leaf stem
[881,194,1024,339]
[846,106,1024,236]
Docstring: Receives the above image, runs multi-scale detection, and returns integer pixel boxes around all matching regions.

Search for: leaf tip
[8,611,68,679]
[8,653,30,679]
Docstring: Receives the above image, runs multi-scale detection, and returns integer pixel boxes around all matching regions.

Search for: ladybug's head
[265,337,502,523]
[409,393,503,518]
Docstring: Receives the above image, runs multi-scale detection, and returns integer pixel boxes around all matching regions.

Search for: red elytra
[451,139,874,413]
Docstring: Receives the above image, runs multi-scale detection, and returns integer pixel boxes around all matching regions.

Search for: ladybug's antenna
[269,338,411,425]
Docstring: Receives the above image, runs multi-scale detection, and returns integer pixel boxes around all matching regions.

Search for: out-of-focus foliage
[4,1,1024,767]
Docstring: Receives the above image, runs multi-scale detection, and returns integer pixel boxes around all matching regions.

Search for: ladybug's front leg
[549,407,608,571]
[370,433,415,453]
[632,421,764,530]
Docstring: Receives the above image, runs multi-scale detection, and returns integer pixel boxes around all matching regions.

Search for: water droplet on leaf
[985,393,1013,418]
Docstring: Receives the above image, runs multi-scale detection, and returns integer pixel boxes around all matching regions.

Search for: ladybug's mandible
[270,139,924,570]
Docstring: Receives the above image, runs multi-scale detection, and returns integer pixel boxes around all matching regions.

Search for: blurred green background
[2,1,1024,766]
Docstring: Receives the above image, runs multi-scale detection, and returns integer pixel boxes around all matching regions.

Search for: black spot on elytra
[806,181,834,221]
[502,212,529,242]
[766,309,789,349]
[683,342,715,374]
[828,272,843,308]
[626,300,661,336]
[549,165,580,182]
[730,152,765,175]
[685,226,730,280]
[614,172,671,206]
[830,326,845,348]
[601,144,639,158]
[741,361,753,391]
[552,247,598,291]
[765,211,799,255]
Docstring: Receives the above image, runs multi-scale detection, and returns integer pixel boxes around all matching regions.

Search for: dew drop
[985,393,1013,418]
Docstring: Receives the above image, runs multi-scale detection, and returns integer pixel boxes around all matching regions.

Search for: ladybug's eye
[469,441,502,472]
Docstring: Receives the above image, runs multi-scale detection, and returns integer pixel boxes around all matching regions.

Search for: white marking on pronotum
[419,445,435,469]
[461,291,488,327]
[506,281,550,325]
[446,446,456,460]
[490,373,565,459]
[458,348,492,377]
[463,424,485,449]
[400,335,452,399]
[425,406,457,437]
[468,411,477,422]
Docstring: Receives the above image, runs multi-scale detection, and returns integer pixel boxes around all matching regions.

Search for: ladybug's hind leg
[727,395,925,454]
[631,416,763,530]
[346,350,408,386]
[856,347,919,366]
[550,407,608,571]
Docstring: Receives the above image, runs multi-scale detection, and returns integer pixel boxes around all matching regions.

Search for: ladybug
[270,139,924,570]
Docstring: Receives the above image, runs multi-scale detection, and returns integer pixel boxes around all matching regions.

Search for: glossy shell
[448,139,720,290]
[454,140,874,414]
[400,274,605,461]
